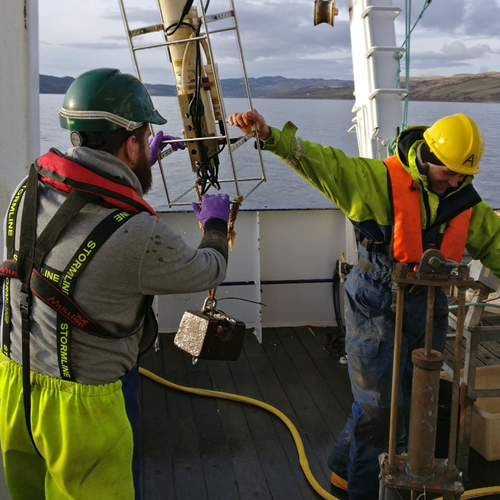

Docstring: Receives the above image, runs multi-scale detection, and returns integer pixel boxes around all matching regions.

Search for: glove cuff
[204,218,228,233]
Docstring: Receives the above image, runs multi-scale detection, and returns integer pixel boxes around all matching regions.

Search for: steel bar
[388,266,406,467]
[450,286,466,471]
[424,286,436,356]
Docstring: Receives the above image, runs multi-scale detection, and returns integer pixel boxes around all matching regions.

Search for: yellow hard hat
[423,114,484,175]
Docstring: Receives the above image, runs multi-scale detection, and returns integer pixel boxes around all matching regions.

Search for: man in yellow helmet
[228,110,498,500]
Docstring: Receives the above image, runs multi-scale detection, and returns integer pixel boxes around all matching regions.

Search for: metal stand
[445,260,500,476]
[379,249,474,499]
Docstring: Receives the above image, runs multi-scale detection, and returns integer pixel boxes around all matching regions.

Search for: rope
[401,0,411,131]
[194,190,243,304]
[449,302,500,310]
[388,0,434,156]
[194,179,203,230]
[228,195,243,251]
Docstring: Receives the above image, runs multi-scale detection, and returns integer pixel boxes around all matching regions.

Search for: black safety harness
[1,152,159,452]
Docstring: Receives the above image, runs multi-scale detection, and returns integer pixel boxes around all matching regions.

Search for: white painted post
[0,1,40,498]
[345,0,405,265]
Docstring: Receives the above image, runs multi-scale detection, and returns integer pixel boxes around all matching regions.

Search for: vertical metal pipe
[388,280,405,466]
[449,286,466,471]
[407,348,444,477]
[424,286,435,356]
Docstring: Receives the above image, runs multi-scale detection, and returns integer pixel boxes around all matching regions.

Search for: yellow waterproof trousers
[0,354,140,500]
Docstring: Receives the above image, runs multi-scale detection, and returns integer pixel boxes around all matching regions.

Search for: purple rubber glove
[148,131,186,166]
[191,194,230,226]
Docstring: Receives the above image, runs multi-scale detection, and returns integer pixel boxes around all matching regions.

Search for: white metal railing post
[0,2,40,499]
[344,0,405,265]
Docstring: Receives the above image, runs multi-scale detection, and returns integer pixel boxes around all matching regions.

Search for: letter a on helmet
[423,114,484,175]
[59,68,167,133]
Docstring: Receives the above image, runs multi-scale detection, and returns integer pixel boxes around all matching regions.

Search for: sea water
[40,95,500,210]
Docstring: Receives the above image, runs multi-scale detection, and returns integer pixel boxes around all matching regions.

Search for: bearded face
[131,129,153,194]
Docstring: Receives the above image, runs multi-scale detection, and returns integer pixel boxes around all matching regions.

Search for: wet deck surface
[139,326,500,500]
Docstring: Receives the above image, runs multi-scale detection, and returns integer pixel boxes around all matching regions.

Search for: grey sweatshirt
[2,147,228,384]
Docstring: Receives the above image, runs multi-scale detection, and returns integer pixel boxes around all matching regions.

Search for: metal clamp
[202,296,217,313]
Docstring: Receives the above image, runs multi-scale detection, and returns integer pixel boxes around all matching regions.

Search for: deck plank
[162,337,209,500]
[140,342,175,500]
[206,342,276,500]
[236,328,325,499]
[180,350,242,500]
[139,327,500,500]
[216,328,303,500]
[262,327,340,481]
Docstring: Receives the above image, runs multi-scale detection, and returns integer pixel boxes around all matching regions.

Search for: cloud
[463,0,500,37]
[62,42,127,51]
[38,0,500,82]
[102,7,159,24]
[442,41,495,60]
[400,40,499,75]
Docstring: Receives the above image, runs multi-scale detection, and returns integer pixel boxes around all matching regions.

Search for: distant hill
[40,75,77,94]
[39,74,352,99]
[40,72,500,103]
[401,72,500,103]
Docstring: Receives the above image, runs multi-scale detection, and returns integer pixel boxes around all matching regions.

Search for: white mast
[345,0,406,263]
[348,0,405,158]
[0,1,40,213]
[0,3,39,498]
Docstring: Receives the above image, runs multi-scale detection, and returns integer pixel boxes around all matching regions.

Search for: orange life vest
[384,155,472,263]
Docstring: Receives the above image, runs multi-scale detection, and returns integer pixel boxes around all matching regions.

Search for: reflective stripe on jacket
[262,122,500,276]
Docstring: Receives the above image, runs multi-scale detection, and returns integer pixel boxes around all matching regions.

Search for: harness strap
[16,166,40,455]
[2,160,160,457]
[6,183,27,259]
[17,167,38,284]
[3,184,27,358]
[59,210,133,297]
[33,191,99,270]
[360,237,390,255]
[30,270,116,337]
[16,168,103,454]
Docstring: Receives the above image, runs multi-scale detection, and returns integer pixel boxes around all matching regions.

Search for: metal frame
[117,0,266,207]
[446,267,500,477]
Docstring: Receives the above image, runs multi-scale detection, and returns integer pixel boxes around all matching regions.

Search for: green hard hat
[59,68,167,132]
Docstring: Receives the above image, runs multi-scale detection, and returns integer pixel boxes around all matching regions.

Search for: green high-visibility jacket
[262,121,500,276]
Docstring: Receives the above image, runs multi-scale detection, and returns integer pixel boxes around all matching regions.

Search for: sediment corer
[205,63,224,122]
[159,0,198,95]
[158,0,220,181]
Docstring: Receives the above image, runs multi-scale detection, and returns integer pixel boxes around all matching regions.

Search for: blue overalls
[327,243,449,499]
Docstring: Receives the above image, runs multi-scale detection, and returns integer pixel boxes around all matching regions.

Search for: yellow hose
[139,366,339,500]
[140,367,500,500]
[433,486,500,499]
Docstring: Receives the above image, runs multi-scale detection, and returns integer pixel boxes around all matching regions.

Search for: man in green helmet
[0,68,230,500]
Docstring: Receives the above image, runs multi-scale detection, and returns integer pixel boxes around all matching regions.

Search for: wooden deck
[139,326,500,500]
[444,310,500,369]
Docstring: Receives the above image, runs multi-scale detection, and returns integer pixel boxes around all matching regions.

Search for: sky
[39,0,500,85]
